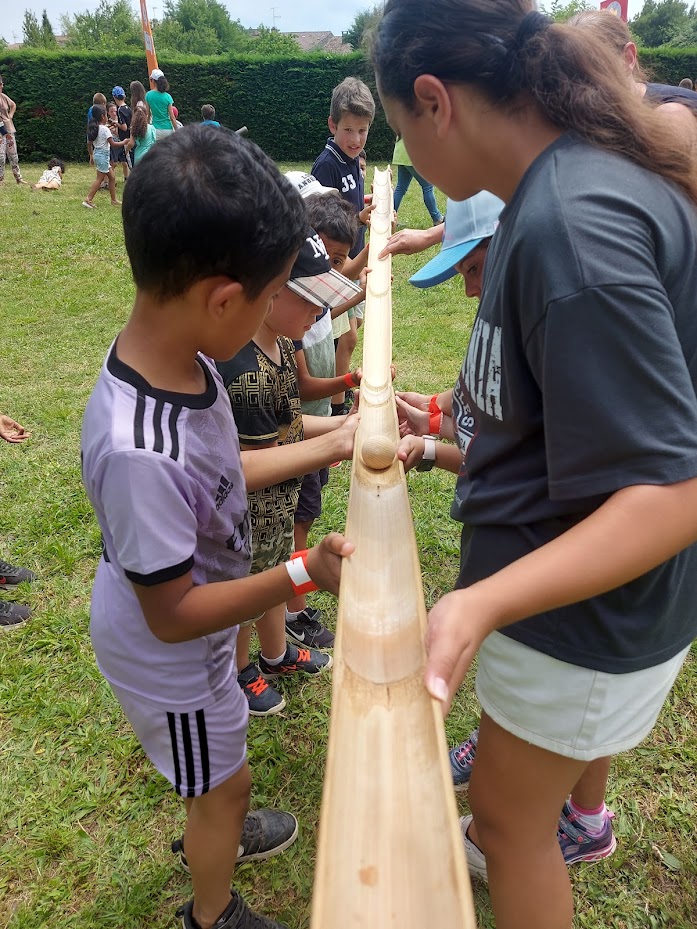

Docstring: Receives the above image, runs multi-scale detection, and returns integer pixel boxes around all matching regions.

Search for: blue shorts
[94,150,110,174]
[295,468,329,523]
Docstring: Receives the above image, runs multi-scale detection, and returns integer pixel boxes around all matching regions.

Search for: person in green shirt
[145,69,177,139]
[392,137,443,225]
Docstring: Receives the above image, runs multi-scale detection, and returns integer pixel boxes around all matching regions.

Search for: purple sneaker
[449,728,479,792]
[558,801,617,865]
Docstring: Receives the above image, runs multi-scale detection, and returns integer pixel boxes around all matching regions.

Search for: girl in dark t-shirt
[374,4,697,929]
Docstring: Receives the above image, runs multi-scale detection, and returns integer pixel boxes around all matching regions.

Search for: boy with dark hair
[112,86,132,179]
[81,125,356,929]
[217,230,361,714]
[201,104,221,127]
[312,77,375,415]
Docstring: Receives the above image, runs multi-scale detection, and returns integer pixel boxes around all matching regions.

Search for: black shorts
[295,468,329,523]
[112,145,129,164]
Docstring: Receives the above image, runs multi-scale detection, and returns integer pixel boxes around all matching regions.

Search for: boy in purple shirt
[81,126,356,929]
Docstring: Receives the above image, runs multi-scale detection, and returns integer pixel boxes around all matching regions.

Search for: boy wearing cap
[81,125,357,929]
[217,230,361,715]
[112,86,132,179]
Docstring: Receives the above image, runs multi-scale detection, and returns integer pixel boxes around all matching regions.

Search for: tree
[60,0,142,49]
[541,0,594,21]
[154,0,249,54]
[22,10,44,46]
[248,26,300,55]
[630,0,697,47]
[343,4,383,50]
[40,10,57,46]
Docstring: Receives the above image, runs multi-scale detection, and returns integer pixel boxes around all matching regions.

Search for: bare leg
[236,623,254,671]
[331,321,358,407]
[570,756,611,809]
[183,761,251,929]
[468,712,587,929]
[85,172,107,204]
[286,520,312,614]
[256,603,288,660]
[108,168,119,203]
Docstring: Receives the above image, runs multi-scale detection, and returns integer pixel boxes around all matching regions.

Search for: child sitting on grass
[81,124,356,929]
[217,230,361,714]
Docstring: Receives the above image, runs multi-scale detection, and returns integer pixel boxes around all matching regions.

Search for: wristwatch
[416,436,437,472]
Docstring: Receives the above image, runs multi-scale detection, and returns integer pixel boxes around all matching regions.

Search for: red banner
[600,0,629,22]
[139,0,159,79]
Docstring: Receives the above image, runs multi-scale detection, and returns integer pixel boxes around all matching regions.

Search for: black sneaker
[0,600,31,630]
[172,809,299,873]
[238,663,286,716]
[331,402,349,416]
[285,608,335,649]
[178,890,289,929]
[0,560,36,588]
[258,643,332,680]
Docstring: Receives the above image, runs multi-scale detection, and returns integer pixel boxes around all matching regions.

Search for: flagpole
[139,0,159,77]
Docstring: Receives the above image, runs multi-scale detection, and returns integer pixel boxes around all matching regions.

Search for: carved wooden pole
[310,169,477,929]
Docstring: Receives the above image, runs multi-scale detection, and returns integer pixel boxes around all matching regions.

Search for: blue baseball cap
[112,86,126,98]
[409,191,504,288]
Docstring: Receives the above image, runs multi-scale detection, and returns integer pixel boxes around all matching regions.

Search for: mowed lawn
[1,161,695,929]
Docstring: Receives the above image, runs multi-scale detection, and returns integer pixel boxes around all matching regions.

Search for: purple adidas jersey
[81,343,251,711]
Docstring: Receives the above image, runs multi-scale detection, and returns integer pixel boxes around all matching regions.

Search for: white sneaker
[460,814,489,882]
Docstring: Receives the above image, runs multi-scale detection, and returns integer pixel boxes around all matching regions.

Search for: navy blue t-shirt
[451,132,697,674]
[312,138,365,258]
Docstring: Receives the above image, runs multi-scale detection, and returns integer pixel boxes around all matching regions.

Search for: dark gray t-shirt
[451,132,697,673]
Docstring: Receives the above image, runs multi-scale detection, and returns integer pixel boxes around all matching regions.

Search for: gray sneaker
[178,891,289,929]
[0,600,31,630]
[172,809,298,872]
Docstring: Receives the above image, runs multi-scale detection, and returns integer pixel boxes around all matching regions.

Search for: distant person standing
[0,75,27,186]
[112,86,132,180]
[392,136,442,225]
[145,69,177,139]
[201,104,221,127]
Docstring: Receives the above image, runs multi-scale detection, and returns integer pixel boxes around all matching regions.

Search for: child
[146,68,177,138]
[87,92,107,164]
[126,105,158,165]
[33,158,65,190]
[112,86,132,179]
[107,103,121,171]
[392,136,444,225]
[375,4,697,928]
[1,412,34,630]
[81,125,356,929]
[83,105,127,208]
[172,105,184,129]
[129,80,148,115]
[201,104,221,127]
[312,77,375,415]
[217,230,362,714]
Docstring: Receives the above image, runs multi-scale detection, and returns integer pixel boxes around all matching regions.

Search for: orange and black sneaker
[258,644,332,680]
[237,662,286,716]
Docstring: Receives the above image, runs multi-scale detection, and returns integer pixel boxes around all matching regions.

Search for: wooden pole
[138,0,159,79]
[310,169,477,929]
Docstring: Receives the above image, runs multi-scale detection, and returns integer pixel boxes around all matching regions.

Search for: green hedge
[3,45,697,165]
[0,47,395,164]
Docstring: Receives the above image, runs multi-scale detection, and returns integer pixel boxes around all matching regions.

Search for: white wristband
[285,550,319,595]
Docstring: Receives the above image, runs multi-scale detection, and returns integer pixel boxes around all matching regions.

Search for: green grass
[1,162,695,929]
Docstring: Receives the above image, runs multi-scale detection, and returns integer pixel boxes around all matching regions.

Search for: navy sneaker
[0,560,36,588]
[558,801,617,865]
[0,600,31,630]
[178,890,289,929]
[258,643,332,680]
[285,607,335,649]
[172,809,299,873]
[238,663,285,716]
[449,728,479,791]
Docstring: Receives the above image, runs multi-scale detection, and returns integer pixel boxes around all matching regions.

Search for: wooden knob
[361,435,397,470]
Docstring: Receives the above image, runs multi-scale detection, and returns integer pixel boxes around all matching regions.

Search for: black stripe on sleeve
[196,709,210,795]
[180,713,197,799]
[153,399,165,453]
[167,712,182,795]
[125,555,194,587]
[169,405,181,460]
[134,391,146,449]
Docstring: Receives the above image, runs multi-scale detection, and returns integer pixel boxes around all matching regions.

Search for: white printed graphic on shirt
[465,318,502,420]
[341,174,357,193]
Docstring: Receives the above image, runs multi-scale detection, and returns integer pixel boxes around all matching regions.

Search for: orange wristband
[428,394,441,415]
[343,372,356,389]
[429,410,443,436]
[285,550,319,596]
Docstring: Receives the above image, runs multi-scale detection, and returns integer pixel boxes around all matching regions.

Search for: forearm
[331,290,365,319]
[470,477,697,633]
[343,246,369,278]
[299,372,356,401]
[241,431,345,490]
[302,414,346,439]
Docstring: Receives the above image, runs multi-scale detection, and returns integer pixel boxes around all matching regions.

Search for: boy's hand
[0,415,30,443]
[396,434,425,472]
[348,368,363,387]
[359,201,376,227]
[395,395,430,437]
[306,533,355,595]
[334,412,360,458]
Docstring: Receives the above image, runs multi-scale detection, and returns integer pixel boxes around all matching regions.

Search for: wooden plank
[310,169,477,929]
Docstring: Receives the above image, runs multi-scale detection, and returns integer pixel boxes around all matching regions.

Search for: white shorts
[476,632,691,761]
[155,128,175,140]
[110,681,249,797]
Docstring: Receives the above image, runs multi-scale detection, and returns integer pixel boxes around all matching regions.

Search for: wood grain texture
[310,169,477,929]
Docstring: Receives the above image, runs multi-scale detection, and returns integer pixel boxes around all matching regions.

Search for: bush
[0,47,395,163]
